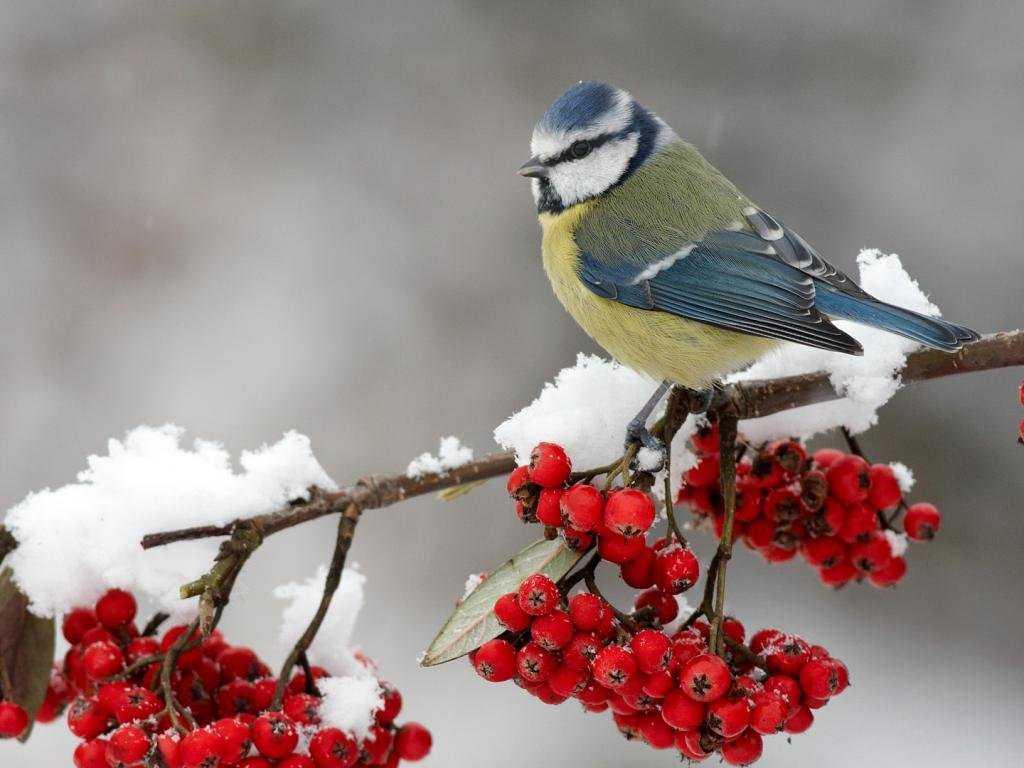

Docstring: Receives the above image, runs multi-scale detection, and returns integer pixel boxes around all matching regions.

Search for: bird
[518,80,979,456]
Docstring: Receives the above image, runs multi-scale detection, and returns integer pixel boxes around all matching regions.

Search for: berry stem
[141,611,170,638]
[721,635,771,674]
[271,502,362,710]
[583,565,639,633]
[708,412,739,656]
[298,651,321,697]
[160,616,203,733]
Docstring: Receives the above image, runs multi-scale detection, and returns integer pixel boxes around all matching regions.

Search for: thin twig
[583,567,638,633]
[298,652,321,697]
[271,503,362,709]
[723,635,770,673]
[160,618,201,733]
[708,413,739,656]
[141,612,170,638]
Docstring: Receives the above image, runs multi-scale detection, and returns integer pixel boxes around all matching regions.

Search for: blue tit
[518,81,978,451]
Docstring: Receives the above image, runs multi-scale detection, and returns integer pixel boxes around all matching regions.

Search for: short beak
[517,155,548,179]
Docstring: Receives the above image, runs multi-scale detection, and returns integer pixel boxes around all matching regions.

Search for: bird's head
[520,81,676,214]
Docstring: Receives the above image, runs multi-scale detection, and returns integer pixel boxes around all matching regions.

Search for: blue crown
[538,81,625,134]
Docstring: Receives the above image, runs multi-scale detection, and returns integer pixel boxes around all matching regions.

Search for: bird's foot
[624,418,668,473]
[685,387,715,414]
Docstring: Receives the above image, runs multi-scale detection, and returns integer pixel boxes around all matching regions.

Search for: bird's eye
[570,140,592,159]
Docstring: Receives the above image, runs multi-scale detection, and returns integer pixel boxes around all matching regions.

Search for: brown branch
[271,503,361,709]
[141,331,1024,552]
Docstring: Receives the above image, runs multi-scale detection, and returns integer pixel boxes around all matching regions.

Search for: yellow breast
[538,205,777,388]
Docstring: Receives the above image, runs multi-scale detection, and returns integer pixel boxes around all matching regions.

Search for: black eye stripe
[545,131,621,166]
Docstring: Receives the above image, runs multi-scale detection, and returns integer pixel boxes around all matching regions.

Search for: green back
[574,140,751,268]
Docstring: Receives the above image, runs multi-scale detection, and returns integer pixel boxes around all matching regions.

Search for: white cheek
[548,133,639,207]
[530,178,541,204]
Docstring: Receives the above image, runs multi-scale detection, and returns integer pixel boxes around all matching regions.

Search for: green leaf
[420,538,582,667]
[0,568,55,741]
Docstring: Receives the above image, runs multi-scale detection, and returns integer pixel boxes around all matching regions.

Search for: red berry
[597,529,645,564]
[868,464,903,509]
[179,727,224,768]
[653,545,700,594]
[869,555,907,587]
[767,439,807,475]
[849,535,893,574]
[213,717,254,763]
[750,695,789,734]
[764,675,802,714]
[638,710,676,749]
[81,640,125,680]
[799,658,840,700]
[819,559,859,588]
[619,546,656,589]
[560,484,604,531]
[309,727,359,768]
[563,632,601,670]
[493,592,532,632]
[839,502,880,543]
[516,641,558,683]
[661,688,705,730]
[904,502,941,540]
[472,638,517,682]
[535,487,564,526]
[106,724,151,764]
[764,634,810,676]
[679,654,731,702]
[95,589,137,630]
[801,536,846,569]
[251,712,297,759]
[0,701,29,738]
[706,695,750,738]
[63,607,99,644]
[272,758,309,768]
[530,609,574,650]
[592,645,637,691]
[67,697,110,739]
[800,470,829,512]
[735,486,763,522]
[826,454,870,503]
[530,443,572,488]
[634,588,678,625]
[721,729,763,766]
[630,629,672,674]
[676,730,713,761]
[362,725,393,765]
[785,705,814,734]
[764,487,803,524]
[516,573,559,616]
[692,421,720,455]
[568,593,608,632]
[283,693,321,726]
[561,526,594,552]
[124,636,159,665]
[748,628,783,655]
[603,488,655,537]
[684,454,720,488]
[113,684,161,724]
[74,739,110,768]
[813,447,844,469]
[548,663,589,698]
[217,646,264,682]
[506,465,532,497]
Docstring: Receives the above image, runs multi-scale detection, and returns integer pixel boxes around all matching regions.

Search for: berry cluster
[494,444,850,764]
[677,421,941,588]
[33,589,430,767]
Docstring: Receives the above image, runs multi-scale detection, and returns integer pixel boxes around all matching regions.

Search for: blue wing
[577,210,979,354]
[578,228,864,354]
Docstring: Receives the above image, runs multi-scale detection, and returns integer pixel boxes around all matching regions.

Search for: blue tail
[814,286,980,352]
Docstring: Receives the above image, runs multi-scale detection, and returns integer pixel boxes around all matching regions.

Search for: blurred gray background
[2,1,1022,766]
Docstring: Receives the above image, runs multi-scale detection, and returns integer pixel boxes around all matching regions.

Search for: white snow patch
[274,564,369,678]
[462,572,486,600]
[4,425,335,618]
[883,529,909,558]
[493,354,699,490]
[406,436,474,478]
[318,675,383,740]
[728,250,944,442]
[889,462,916,494]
